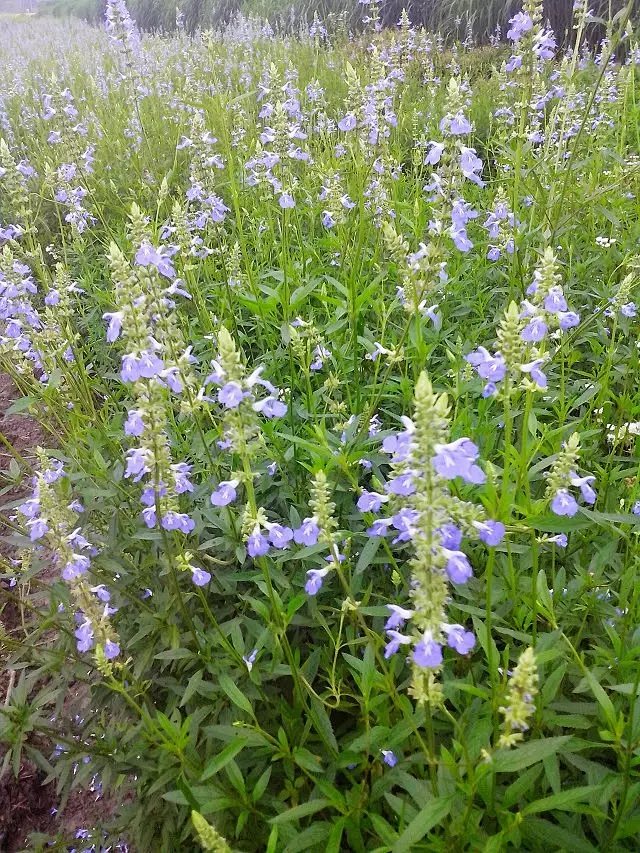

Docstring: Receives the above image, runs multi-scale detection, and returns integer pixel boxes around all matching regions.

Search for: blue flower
[268,524,294,549]
[218,381,246,409]
[432,438,486,484]
[211,480,239,507]
[570,473,596,504]
[380,749,398,767]
[443,624,475,654]
[305,566,329,595]
[475,520,506,546]
[551,490,578,517]
[191,567,211,586]
[443,549,473,584]
[413,632,443,668]
[384,604,414,630]
[293,517,320,546]
[247,526,270,557]
[384,629,412,658]
[161,511,195,534]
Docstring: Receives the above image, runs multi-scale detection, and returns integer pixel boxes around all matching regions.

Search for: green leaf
[201,737,249,781]
[522,817,598,852]
[308,696,338,754]
[218,673,254,716]
[270,798,331,825]
[391,794,455,853]
[522,786,602,815]
[492,737,572,772]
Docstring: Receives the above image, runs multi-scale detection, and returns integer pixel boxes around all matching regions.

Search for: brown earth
[0,374,119,852]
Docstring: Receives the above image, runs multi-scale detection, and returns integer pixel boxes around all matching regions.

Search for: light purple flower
[367,518,393,537]
[75,621,94,653]
[63,554,90,581]
[475,520,506,546]
[443,624,475,654]
[547,534,568,547]
[124,409,145,437]
[385,604,414,630]
[507,11,533,41]
[439,523,462,550]
[357,490,388,512]
[338,113,357,132]
[104,640,120,660]
[432,438,486,485]
[391,507,419,543]
[380,749,397,767]
[570,473,596,505]
[413,632,443,668]
[218,381,246,409]
[28,518,49,541]
[191,567,211,586]
[544,286,568,313]
[466,347,506,384]
[247,526,270,557]
[558,311,580,330]
[459,146,484,186]
[305,566,329,595]
[424,141,444,165]
[521,317,547,343]
[520,358,548,389]
[448,112,472,135]
[444,549,473,584]
[135,242,176,279]
[103,311,123,342]
[384,629,412,658]
[172,463,194,494]
[386,472,416,496]
[294,517,320,546]
[551,489,579,517]
[268,524,294,549]
[124,448,151,481]
[160,511,194,534]
[211,480,239,507]
[253,396,287,418]
[279,192,295,209]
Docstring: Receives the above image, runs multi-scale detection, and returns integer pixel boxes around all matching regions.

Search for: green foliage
[1,4,640,852]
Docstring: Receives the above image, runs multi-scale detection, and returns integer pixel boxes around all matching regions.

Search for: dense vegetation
[2,0,640,850]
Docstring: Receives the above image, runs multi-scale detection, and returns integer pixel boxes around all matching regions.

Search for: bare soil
[0,374,118,852]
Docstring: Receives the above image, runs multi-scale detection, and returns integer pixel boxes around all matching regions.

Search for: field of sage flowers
[1,1,640,850]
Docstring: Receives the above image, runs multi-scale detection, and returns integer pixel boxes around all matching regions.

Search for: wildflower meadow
[2,0,640,849]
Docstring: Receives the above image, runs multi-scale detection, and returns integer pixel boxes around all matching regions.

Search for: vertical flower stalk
[363,372,504,706]
[498,647,539,748]
[17,453,120,667]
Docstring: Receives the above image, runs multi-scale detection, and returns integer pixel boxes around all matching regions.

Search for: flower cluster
[498,647,539,748]
[466,248,579,397]
[545,432,597,517]
[301,470,340,595]
[362,373,504,705]
[17,454,120,663]
[106,208,197,536]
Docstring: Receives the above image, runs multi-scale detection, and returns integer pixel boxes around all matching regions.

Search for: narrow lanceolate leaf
[391,795,456,853]
[201,737,249,781]
[492,737,572,772]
